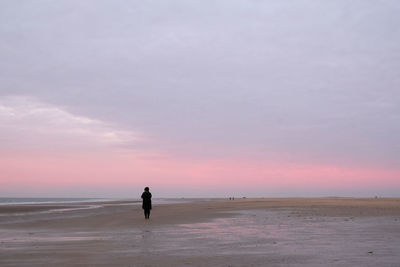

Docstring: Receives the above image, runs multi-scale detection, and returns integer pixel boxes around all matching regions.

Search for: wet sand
[1,198,400,266]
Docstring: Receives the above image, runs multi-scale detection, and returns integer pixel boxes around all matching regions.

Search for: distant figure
[141,187,152,219]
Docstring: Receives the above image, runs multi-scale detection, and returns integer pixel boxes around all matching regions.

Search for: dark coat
[141,191,152,210]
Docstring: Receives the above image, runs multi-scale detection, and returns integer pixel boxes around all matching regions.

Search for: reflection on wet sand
[152,209,400,265]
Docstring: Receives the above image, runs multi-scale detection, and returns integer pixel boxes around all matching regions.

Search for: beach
[1,198,400,266]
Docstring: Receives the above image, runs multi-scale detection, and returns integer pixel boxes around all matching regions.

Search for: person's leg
[147,209,151,219]
[144,209,147,219]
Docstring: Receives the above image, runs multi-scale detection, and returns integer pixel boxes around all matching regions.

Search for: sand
[1,198,400,266]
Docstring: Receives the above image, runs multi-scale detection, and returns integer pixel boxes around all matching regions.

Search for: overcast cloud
[1,0,400,168]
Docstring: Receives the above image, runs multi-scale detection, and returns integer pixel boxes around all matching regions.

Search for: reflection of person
[141,187,152,219]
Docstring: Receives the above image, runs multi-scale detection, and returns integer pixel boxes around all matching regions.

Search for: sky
[1,0,399,198]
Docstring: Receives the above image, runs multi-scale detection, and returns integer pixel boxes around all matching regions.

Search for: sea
[0,197,191,205]
[0,197,110,205]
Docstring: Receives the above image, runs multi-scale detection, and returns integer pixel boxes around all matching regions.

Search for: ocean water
[0,197,108,205]
[0,197,190,205]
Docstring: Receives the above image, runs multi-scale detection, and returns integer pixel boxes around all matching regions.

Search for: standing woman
[141,187,152,219]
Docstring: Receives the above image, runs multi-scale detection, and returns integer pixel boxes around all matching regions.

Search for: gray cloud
[0,96,140,152]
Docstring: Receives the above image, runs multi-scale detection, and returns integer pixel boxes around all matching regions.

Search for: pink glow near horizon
[1,150,399,196]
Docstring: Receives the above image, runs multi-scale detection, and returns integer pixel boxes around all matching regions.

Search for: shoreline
[1,197,400,226]
[2,196,400,213]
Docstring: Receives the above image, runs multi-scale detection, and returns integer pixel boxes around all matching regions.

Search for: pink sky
[2,148,399,197]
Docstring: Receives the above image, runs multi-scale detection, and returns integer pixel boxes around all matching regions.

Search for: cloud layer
[1,0,399,196]
[0,96,139,152]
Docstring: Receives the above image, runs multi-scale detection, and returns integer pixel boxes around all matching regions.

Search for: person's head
[144,187,149,192]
